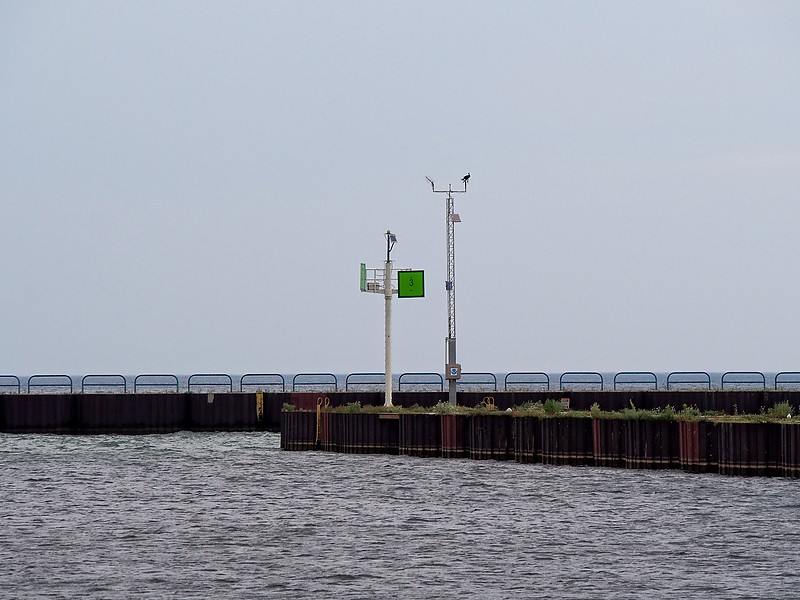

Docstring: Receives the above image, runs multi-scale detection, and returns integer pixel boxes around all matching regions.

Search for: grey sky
[2,1,799,376]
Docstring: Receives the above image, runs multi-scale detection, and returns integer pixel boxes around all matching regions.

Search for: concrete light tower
[426,173,469,405]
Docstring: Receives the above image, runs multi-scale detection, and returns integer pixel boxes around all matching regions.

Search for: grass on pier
[281,400,799,423]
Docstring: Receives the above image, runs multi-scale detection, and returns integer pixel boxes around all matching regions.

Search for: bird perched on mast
[462,172,470,183]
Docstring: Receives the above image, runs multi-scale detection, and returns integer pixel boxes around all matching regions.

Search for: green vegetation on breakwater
[282,399,799,423]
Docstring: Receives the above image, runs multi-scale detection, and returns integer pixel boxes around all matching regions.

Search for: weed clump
[589,402,619,419]
[621,402,676,421]
[680,404,701,419]
[768,402,794,419]
[513,401,544,416]
[431,401,464,415]
[543,398,564,416]
[361,404,404,414]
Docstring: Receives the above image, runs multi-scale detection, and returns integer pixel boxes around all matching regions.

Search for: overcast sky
[2,1,799,377]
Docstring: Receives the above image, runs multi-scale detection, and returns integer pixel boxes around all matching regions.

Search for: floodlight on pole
[426,173,469,406]
[386,231,397,262]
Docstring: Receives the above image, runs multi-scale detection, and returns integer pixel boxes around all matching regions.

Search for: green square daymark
[398,270,424,298]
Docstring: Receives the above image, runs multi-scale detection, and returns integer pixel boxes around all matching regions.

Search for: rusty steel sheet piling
[290,393,329,412]
[188,393,258,431]
[718,422,781,477]
[77,393,185,434]
[539,417,594,466]
[3,394,74,433]
[780,423,800,478]
[277,409,800,478]
[318,410,334,452]
[440,414,470,459]
[678,420,719,474]
[280,411,318,451]
[716,391,763,415]
[469,414,513,460]
[619,391,655,411]
[512,416,540,464]
[592,418,626,468]
[624,419,679,469]
[263,392,291,430]
[399,414,441,457]
[375,414,401,453]
[332,412,399,454]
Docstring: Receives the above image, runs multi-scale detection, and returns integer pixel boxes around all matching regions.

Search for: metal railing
[5,370,800,394]
[560,372,603,391]
[398,372,444,392]
[81,374,127,393]
[457,372,497,391]
[292,373,338,392]
[27,375,73,394]
[133,374,179,393]
[240,373,286,392]
[720,371,766,391]
[345,373,385,391]
[0,375,21,394]
[188,373,233,393]
[666,372,712,390]
[613,372,658,391]
[503,372,550,391]
[775,372,800,391]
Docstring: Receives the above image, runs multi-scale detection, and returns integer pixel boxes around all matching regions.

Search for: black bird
[462,172,470,183]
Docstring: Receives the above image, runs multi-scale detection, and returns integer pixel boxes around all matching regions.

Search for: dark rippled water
[2,432,799,599]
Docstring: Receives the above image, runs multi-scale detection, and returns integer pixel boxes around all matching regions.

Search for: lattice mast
[427,174,469,405]
[446,189,457,339]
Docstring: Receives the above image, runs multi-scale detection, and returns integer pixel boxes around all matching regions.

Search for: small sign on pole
[397,270,425,298]
[446,363,462,380]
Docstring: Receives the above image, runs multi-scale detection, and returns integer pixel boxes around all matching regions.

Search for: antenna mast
[426,173,469,405]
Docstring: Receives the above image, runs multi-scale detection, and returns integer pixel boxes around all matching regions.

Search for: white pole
[384,258,393,407]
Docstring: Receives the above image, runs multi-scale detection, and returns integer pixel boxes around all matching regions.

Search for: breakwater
[3,389,799,433]
[283,410,800,478]
[4,390,800,478]
[278,391,800,478]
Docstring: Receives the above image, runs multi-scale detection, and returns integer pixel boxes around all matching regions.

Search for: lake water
[2,432,798,599]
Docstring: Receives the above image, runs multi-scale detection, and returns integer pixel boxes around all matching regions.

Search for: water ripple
[1,432,798,598]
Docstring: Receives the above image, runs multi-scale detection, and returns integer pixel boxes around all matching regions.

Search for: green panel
[398,270,424,298]
[360,263,366,292]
